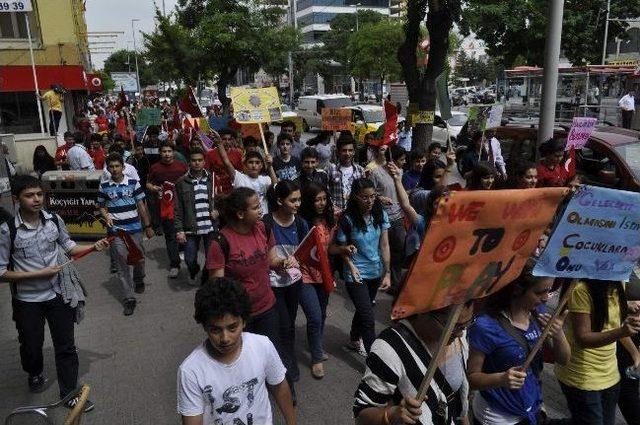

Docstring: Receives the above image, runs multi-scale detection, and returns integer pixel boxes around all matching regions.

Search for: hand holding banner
[392,188,566,319]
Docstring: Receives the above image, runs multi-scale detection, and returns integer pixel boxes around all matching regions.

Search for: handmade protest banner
[485,104,504,129]
[392,188,566,319]
[565,117,597,150]
[411,110,435,125]
[533,185,640,281]
[230,86,282,124]
[136,108,161,127]
[321,108,352,131]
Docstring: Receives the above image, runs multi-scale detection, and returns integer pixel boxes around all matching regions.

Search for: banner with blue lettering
[534,185,640,280]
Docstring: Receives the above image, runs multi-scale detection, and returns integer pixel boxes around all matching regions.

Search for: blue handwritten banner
[534,185,640,281]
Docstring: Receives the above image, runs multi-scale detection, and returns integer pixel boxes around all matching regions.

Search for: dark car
[453,122,640,191]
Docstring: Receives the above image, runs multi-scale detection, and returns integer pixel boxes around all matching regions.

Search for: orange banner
[391,188,567,319]
[321,108,352,131]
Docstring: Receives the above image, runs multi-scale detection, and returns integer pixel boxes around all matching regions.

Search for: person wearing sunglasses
[353,302,475,425]
[467,264,571,424]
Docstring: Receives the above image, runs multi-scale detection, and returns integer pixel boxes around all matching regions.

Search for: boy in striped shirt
[175,148,217,286]
[98,153,154,316]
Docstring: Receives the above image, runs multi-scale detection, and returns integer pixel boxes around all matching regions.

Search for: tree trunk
[397,0,453,152]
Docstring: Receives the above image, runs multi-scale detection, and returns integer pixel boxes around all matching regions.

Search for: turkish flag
[371,100,398,147]
[564,145,576,179]
[160,181,175,220]
[116,230,144,265]
[178,86,203,118]
[294,226,335,294]
[114,86,128,111]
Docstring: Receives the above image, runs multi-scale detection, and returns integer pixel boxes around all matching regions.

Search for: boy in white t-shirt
[177,277,296,425]
[216,135,277,215]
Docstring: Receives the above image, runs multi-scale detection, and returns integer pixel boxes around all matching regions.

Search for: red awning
[0,65,88,93]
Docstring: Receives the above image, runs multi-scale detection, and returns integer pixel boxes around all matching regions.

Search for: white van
[296,95,353,131]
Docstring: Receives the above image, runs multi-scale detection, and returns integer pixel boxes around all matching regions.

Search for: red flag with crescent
[294,226,335,294]
[160,181,175,220]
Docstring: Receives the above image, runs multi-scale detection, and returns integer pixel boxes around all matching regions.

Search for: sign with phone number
[0,0,32,12]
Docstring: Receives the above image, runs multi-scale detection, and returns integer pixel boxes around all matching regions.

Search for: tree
[322,10,385,68]
[398,0,462,151]
[153,0,298,107]
[103,49,158,87]
[460,0,640,67]
[348,21,404,96]
[452,50,497,85]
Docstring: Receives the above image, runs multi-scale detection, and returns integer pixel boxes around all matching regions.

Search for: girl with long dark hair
[467,266,571,424]
[330,177,390,355]
[298,182,336,378]
[511,161,538,189]
[468,161,497,190]
[555,279,640,425]
[264,180,309,394]
[32,145,56,178]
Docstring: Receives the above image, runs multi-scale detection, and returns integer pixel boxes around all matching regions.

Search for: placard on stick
[230,86,282,124]
[392,188,567,319]
[321,108,352,131]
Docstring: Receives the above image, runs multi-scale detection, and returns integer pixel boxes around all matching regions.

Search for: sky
[85,0,179,70]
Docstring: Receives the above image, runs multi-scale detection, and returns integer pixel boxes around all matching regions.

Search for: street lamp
[350,3,362,31]
[131,19,141,95]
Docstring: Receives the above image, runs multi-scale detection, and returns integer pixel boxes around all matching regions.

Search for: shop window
[0,92,42,134]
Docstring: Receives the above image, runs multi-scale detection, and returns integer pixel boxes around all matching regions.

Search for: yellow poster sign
[230,86,282,124]
[411,111,435,124]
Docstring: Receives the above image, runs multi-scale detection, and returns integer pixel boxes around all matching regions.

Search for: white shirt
[233,170,272,215]
[487,137,506,176]
[177,333,286,425]
[619,94,635,111]
[66,145,95,171]
[340,165,355,198]
[101,163,140,183]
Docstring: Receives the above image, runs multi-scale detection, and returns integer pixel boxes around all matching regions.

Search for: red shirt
[95,115,109,133]
[147,160,188,186]
[204,147,243,195]
[89,147,106,170]
[536,163,568,187]
[54,142,74,170]
[206,222,276,315]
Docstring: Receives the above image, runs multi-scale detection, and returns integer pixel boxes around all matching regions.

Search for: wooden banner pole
[415,303,464,401]
[258,123,269,154]
[522,281,576,370]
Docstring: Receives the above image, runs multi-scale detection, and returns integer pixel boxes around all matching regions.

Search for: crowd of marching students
[4,96,640,425]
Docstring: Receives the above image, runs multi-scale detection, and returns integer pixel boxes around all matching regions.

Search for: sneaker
[28,374,47,393]
[320,352,329,362]
[123,298,137,316]
[65,396,95,413]
[110,266,117,274]
[345,340,367,358]
[188,272,200,287]
[311,363,325,379]
[134,282,145,294]
[179,252,185,261]
[168,267,179,279]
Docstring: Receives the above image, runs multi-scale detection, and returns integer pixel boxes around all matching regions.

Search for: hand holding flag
[294,226,335,294]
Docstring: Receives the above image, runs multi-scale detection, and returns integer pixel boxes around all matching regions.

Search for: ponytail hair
[267,179,300,213]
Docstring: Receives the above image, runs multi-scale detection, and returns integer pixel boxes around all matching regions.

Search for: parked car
[296,94,353,131]
[344,104,385,143]
[272,104,299,125]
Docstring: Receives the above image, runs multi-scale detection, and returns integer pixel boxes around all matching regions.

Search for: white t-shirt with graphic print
[177,332,286,425]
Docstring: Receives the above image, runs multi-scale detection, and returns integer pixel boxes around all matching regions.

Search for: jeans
[345,277,381,353]
[273,281,301,382]
[48,109,62,136]
[184,233,214,282]
[560,381,620,425]
[12,295,78,398]
[161,219,180,268]
[145,191,160,231]
[298,282,329,363]
[622,110,634,129]
[388,218,407,289]
[112,232,145,300]
[617,337,640,424]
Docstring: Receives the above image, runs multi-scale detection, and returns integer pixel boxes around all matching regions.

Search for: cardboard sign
[486,104,504,129]
[467,104,493,132]
[230,86,282,123]
[411,111,435,124]
[136,108,161,127]
[565,117,597,150]
[534,185,640,281]
[392,188,566,318]
[321,108,352,131]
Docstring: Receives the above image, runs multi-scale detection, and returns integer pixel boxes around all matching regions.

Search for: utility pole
[131,19,141,95]
[601,0,611,65]
[288,0,296,107]
[538,0,565,147]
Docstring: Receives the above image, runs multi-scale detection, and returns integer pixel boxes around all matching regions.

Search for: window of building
[298,12,337,26]
[297,0,388,11]
[303,30,326,43]
[0,11,39,40]
[0,92,43,134]
[619,28,640,54]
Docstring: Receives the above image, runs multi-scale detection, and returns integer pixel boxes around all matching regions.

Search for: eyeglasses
[358,194,377,202]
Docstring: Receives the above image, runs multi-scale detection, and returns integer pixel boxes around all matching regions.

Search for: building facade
[0,0,100,136]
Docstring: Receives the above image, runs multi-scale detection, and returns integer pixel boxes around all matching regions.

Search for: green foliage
[102,49,158,87]
[321,10,385,68]
[460,0,640,67]
[452,50,497,85]
[347,20,404,82]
